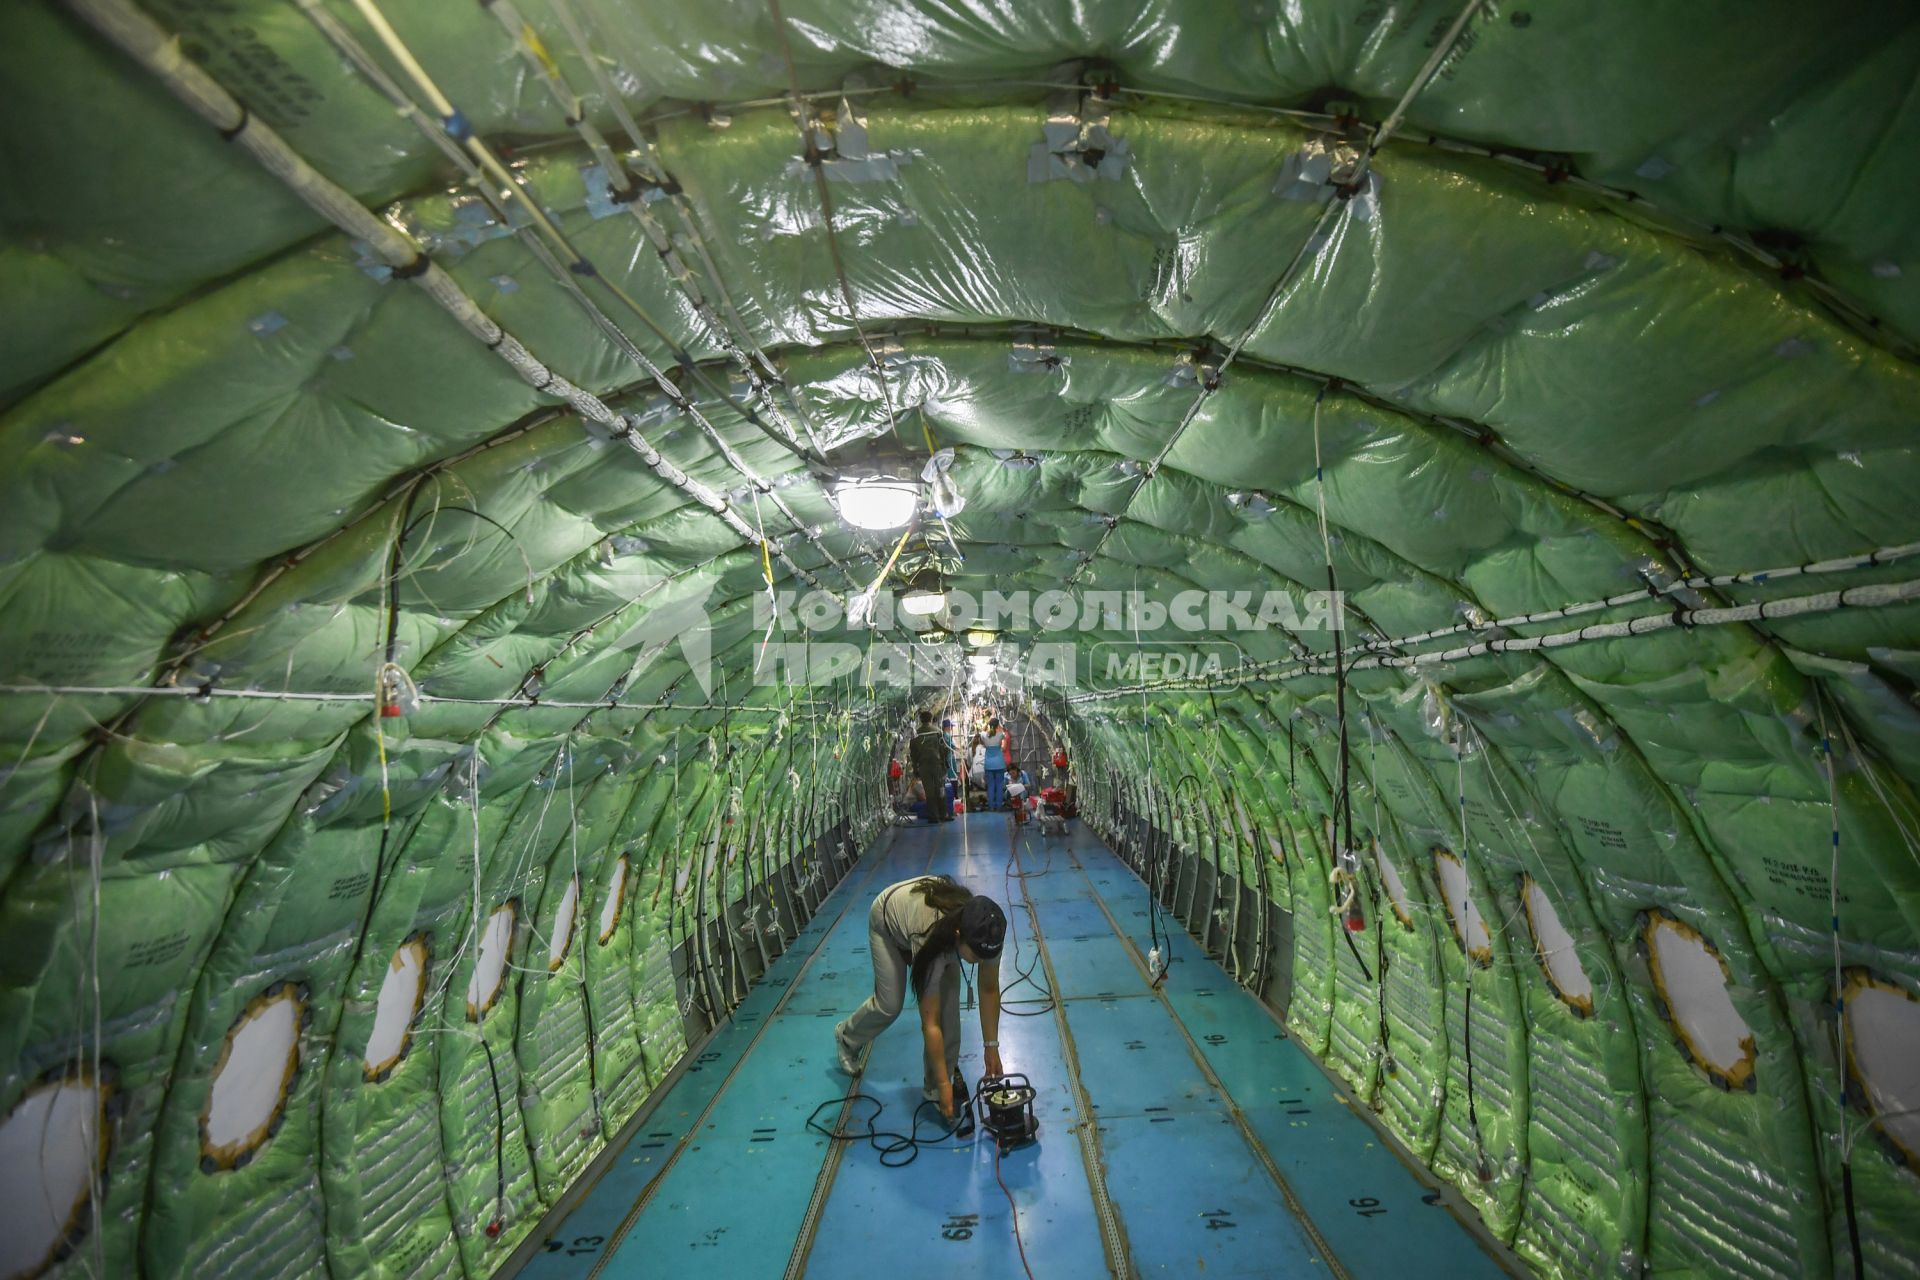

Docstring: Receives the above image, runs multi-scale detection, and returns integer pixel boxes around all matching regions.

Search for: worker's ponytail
[909,909,965,997]
[907,877,973,996]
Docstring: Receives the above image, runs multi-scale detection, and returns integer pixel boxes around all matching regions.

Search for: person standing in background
[971,717,1014,811]
[908,710,952,824]
[941,717,961,813]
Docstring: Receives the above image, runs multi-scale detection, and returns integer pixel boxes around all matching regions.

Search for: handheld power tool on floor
[974,1072,1040,1155]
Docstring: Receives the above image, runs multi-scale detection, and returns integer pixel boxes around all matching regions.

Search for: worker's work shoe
[950,1071,975,1135]
[925,1069,974,1132]
[834,1023,862,1076]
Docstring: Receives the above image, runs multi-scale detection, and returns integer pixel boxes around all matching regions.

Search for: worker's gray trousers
[838,897,960,1098]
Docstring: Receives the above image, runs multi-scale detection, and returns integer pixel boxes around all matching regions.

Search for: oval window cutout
[599,855,629,945]
[363,934,430,1082]
[0,1070,109,1278]
[1645,912,1756,1090]
[1522,877,1592,1015]
[1433,847,1491,963]
[466,903,518,1021]
[201,982,308,1171]
[1375,844,1414,929]
[1842,971,1920,1167]
[547,876,580,971]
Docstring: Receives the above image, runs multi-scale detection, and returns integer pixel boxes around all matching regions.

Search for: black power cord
[998,817,1057,1018]
[806,1091,964,1168]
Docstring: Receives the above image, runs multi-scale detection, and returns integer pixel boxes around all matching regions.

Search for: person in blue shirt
[970,718,1014,810]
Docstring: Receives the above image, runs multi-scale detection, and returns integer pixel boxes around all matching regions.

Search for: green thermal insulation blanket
[2,2,1919,1279]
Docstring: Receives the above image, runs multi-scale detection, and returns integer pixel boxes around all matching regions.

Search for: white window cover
[0,1077,102,1279]
[364,937,428,1080]
[466,903,517,1020]
[203,990,301,1164]
[1647,914,1755,1087]
[547,876,581,970]
[599,856,629,944]
[1433,848,1491,961]
[1524,876,1593,1012]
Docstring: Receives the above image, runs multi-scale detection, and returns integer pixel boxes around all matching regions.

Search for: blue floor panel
[519,831,909,1279]
[1240,1102,1503,1278]
[1038,932,1150,1000]
[517,817,1511,1280]
[802,1114,1106,1280]
[1025,892,1114,936]
[1159,983,1323,1108]
[802,815,1111,1279]
[602,1127,831,1271]
[1064,838,1508,1279]
[1097,1111,1327,1277]
[1060,994,1224,1118]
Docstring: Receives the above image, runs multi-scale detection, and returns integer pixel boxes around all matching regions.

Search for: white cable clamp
[1328,866,1357,917]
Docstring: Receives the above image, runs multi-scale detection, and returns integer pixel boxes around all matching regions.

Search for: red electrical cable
[992,1134,1037,1280]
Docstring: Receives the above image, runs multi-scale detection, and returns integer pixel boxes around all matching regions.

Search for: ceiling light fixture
[832,477,918,531]
[899,568,947,617]
[966,628,997,648]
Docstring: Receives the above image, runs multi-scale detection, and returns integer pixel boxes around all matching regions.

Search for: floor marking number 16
[1350,1196,1388,1218]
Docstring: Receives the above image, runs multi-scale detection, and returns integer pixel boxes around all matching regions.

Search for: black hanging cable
[558,739,607,1142]
[1364,719,1395,1080]
[1463,975,1491,1182]
[1371,859,1393,1077]
[1209,693,1262,988]
[334,483,427,1025]
[1169,771,1207,950]
[1311,384,1372,985]
[1146,779,1170,981]
[1455,723,1490,1182]
[1814,691,1867,1280]
[480,1038,510,1235]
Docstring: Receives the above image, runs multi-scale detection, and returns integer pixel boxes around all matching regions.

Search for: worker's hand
[984,1046,1005,1079]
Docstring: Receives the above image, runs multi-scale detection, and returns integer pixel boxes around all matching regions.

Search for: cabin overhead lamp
[831,476,918,531]
[899,568,948,617]
[965,628,997,648]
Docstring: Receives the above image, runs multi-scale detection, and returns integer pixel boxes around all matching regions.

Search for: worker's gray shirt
[871,878,958,987]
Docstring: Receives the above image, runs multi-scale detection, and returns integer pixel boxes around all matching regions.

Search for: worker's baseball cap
[960,896,1006,961]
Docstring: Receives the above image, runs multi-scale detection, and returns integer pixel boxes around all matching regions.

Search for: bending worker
[835,876,1007,1119]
